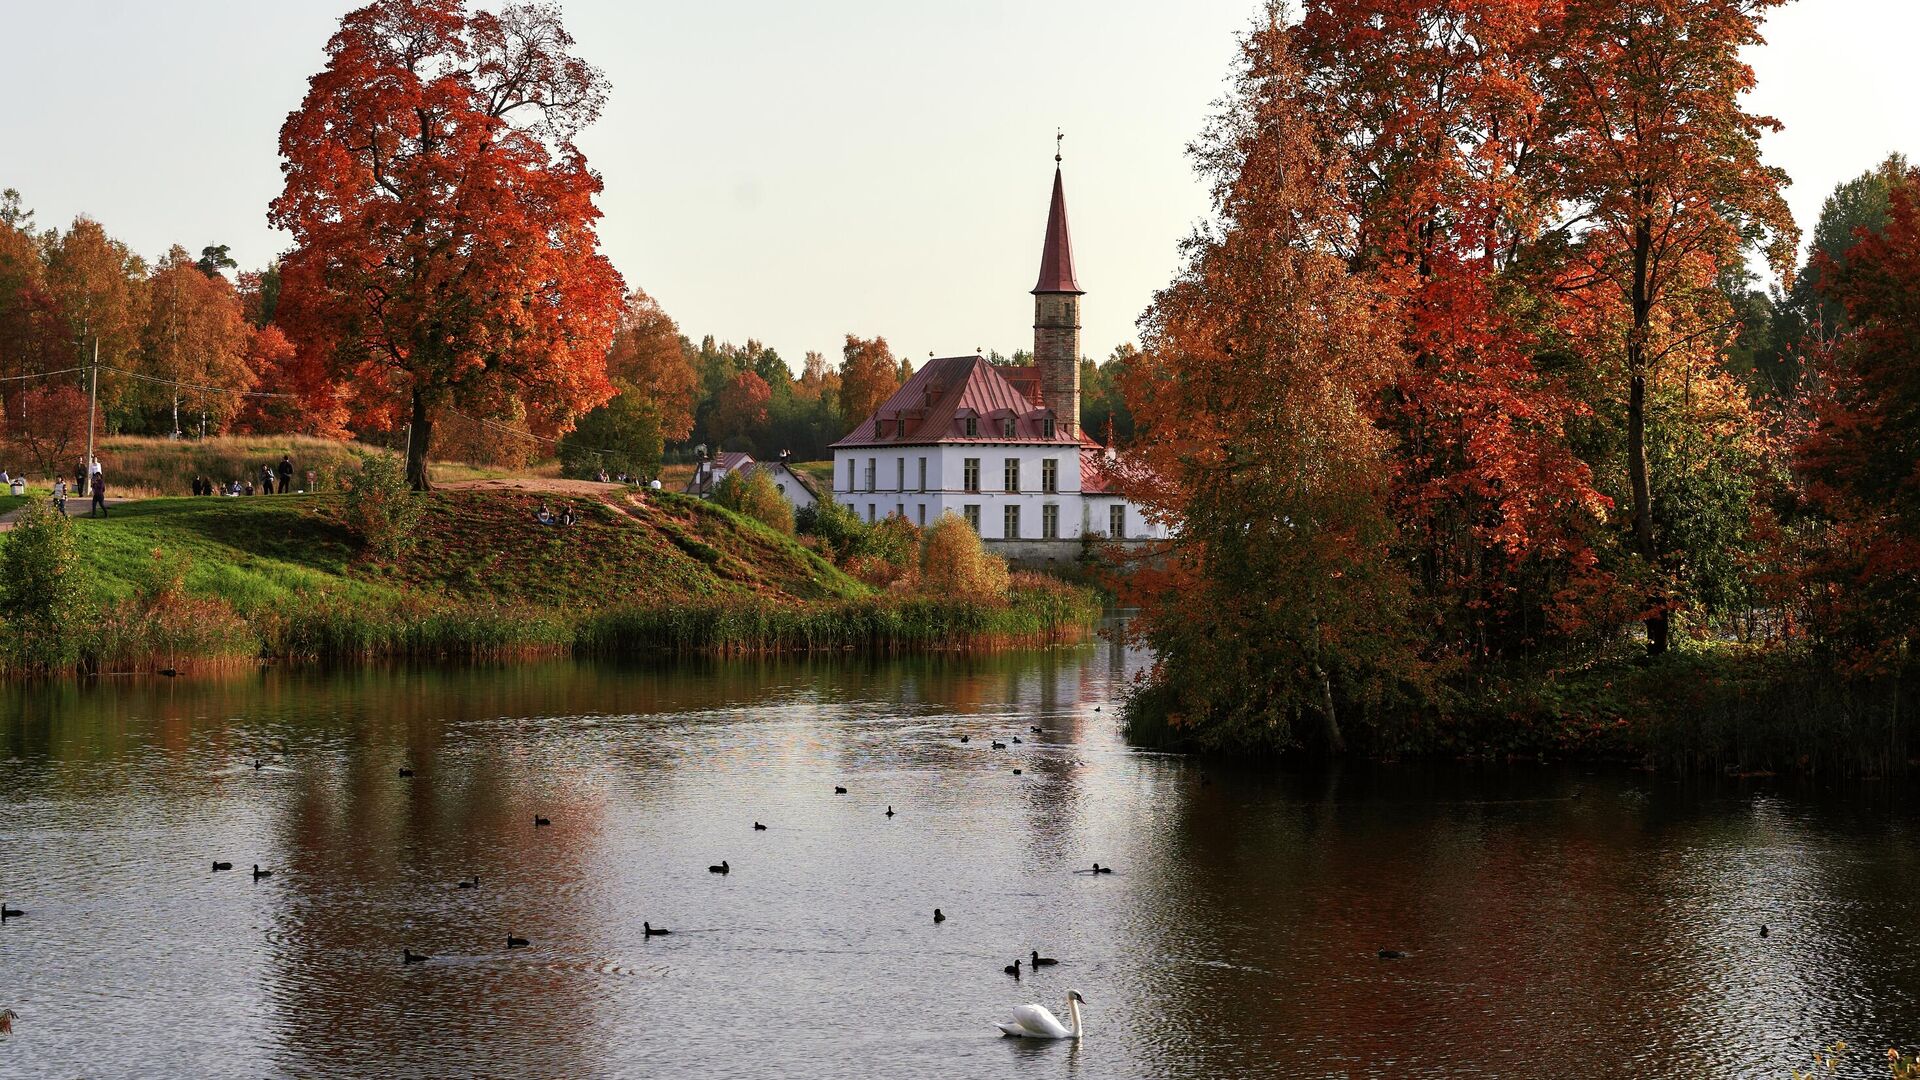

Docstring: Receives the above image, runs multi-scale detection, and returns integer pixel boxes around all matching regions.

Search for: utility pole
[85,339,98,494]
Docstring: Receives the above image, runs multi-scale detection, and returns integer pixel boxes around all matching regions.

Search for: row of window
[849,456,1061,494]
[856,502,1129,540]
[886,416,1058,439]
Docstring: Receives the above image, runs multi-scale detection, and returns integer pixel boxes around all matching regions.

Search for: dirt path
[0,498,131,531]
[435,477,633,497]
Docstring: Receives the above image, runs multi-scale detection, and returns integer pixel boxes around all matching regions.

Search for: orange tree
[1537,0,1797,653]
[270,0,624,488]
[1117,7,1421,754]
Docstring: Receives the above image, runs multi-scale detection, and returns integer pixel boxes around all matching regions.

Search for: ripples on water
[0,629,1916,1079]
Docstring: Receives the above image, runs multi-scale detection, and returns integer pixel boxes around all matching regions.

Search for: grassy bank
[1,487,1098,674]
[1127,641,1917,776]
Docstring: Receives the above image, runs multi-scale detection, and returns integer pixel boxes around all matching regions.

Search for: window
[1041,458,1058,494]
[963,504,980,533]
[1042,416,1056,438]
[868,503,876,523]
[964,415,979,437]
[917,457,926,492]
[1003,504,1021,540]
[963,458,981,493]
[1004,458,1020,493]
[1001,416,1017,438]
[916,504,926,526]
[895,503,904,519]
[1110,504,1126,539]
[1042,503,1059,539]
[865,458,876,492]
[845,458,855,492]
[776,483,786,496]
[896,457,905,491]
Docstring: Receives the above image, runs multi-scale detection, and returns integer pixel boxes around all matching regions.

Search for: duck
[933,908,946,924]
[398,767,414,778]
[1760,925,1770,938]
[457,876,479,889]
[709,860,730,875]
[402,948,430,964]
[644,922,671,937]
[991,741,1007,750]
[1095,863,1113,874]
[212,861,233,872]
[834,786,848,795]
[1030,726,1042,734]
[159,668,179,678]
[885,806,895,818]
[0,904,22,920]
[1031,950,1058,967]
[1378,949,1408,959]
[753,821,768,831]
[1004,958,1022,979]
[252,757,266,770]
[506,934,530,949]
[251,865,272,881]
[1012,736,1023,744]
[959,735,971,743]
[1013,768,1023,775]
[533,815,551,827]
[996,990,1086,1040]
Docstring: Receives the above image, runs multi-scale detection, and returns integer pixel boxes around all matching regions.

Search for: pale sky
[2,1,1914,371]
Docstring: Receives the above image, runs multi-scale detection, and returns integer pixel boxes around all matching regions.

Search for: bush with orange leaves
[918,512,1008,600]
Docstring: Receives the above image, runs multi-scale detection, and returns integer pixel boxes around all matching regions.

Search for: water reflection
[0,632,1915,1079]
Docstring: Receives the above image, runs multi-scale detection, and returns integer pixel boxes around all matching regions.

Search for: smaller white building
[685,452,821,512]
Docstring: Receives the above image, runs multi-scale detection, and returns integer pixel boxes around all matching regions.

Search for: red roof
[1032,167,1083,295]
[830,355,1098,449]
[1079,448,1119,494]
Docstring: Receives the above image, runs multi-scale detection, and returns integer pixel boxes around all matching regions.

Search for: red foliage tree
[708,370,771,451]
[1295,0,1612,656]
[1795,168,1920,666]
[270,0,625,488]
[605,288,699,443]
[3,383,91,478]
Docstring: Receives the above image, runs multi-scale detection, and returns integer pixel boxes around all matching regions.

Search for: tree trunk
[1314,661,1345,755]
[406,390,433,491]
[1627,371,1666,654]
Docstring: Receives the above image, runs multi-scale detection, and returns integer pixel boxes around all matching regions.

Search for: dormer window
[964,415,978,438]
[1041,415,1056,438]
[1001,417,1017,438]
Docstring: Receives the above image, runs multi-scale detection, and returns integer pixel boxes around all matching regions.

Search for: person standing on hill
[90,467,106,517]
[74,460,86,498]
[53,477,67,515]
[279,454,295,494]
[261,464,275,495]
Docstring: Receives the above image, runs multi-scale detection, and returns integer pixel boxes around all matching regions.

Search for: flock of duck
[193,727,1101,1041]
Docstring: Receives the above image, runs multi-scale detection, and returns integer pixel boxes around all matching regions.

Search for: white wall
[829,444,1167,541]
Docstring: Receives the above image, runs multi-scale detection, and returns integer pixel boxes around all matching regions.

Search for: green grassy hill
[65,488,864,614]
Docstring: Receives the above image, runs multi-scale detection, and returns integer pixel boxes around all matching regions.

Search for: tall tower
[1032,149,1083,439]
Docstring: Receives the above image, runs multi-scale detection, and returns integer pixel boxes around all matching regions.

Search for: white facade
[688,454,821,513]
[829,443,1165,542]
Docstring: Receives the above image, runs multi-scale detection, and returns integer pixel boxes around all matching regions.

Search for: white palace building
[829,165,1166,559]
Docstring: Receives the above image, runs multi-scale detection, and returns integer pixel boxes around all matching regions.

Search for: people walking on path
[90,468,107,517]
[74,461,87,498]
[278,454,295,494]
[53,478,67,515]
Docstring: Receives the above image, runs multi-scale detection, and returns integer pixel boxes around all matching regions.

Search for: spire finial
[1055,128,1064,165]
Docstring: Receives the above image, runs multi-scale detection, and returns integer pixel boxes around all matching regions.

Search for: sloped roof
[830,355,1095,449]
[1079,447,1119,495]
[1032,167,1083,295]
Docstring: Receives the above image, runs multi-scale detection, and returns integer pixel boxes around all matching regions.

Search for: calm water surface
[1,623,1916,1079]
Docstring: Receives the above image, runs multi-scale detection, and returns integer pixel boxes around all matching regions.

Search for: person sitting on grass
[536,502,555,526]
[8,475,23,497]
[560,505,576,526]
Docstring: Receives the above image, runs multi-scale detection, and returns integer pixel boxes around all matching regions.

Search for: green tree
[342,453,424,559]
[1792,154,1909,339]
[558,383,664,479]
[714,466,794,535]
[0,500,87,669]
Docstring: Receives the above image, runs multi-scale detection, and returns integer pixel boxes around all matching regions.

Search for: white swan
[996,990,1085,1039]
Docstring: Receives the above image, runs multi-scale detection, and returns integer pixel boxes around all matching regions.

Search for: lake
[1,621,1915,1078]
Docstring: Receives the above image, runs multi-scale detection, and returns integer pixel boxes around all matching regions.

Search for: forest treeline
[0,191,1137,483]
[1116,0,1919,764]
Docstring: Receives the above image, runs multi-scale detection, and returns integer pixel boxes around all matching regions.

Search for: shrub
[0,499,88,669]
[342,453,424,558]
[918,511,1009,599]
[714,467,794,535]
[95,547,254,670]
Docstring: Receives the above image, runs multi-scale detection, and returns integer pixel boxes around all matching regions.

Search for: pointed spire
[1032,165,1084,296]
